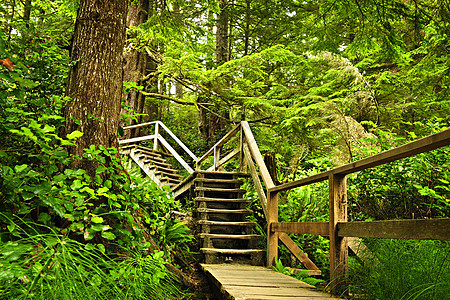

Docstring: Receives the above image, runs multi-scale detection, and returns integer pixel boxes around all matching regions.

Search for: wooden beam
[157,135,194,174]
[243,143,267,217]
[333,129,450,175]
[122,121,158,130]
[338,218,450,240]
[278,232,320,271]
[270,129,450,194]
[213,146,221,171]
[328,174,348,295]
[267,190,279,267]
[119,134,156,144]
[241,121,275,189]
[153,122,159,151]
[206,148,240,172]
[157,121,198,162]
[196,124,241,167]
[216,123,241,147]
[271,222,329,236]
[269,172,330,193]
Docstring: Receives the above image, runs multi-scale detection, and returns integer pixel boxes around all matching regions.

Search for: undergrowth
[0,218,179,300]
[348,239,450,300]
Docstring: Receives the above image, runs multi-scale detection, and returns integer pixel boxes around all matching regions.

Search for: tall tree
[64,0,129,174]
[122,0,150,139]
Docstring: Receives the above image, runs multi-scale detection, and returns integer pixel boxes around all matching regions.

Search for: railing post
[328,174,348,295]
[153,122,159,151]
[267,190,279,267]
[213,146,221,171]
[239,124,247,173]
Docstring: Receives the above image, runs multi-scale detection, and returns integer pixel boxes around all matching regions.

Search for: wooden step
[161,178,181,185]
[146,160,172,168]
[197,208,252,214]
[155,171,183,180]
[198,220,256,226]
[194,178,244,184]
[195,187,247,193]
[199,233,260,239]
[195,197,250,203]
[196,171,250,177]
[149,165,179,174]
[200,248,264,255]
[140,155,166,163]
[135,149,162,158]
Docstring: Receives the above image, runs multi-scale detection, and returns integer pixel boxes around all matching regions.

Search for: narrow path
[201,264,341,299]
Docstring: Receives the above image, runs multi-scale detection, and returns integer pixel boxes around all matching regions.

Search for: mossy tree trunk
[122,0,150,139]
[64,0,129,176]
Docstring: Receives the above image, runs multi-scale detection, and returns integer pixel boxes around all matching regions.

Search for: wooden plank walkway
[201,264,341,300]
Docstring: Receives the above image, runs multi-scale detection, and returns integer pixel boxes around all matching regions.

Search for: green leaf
[101,231,116,240]
[84,229,95,241]
[53,150,68,158]
[53,173,67,184]
[91,216,104,223]
[34,181,52,195]
[67,130,83,140]
[97,186,109,194]
[97,244,106,253]
[14,164,28,173]
[96,165,107,174]
[84,244,96,251]
[71,179,83,190]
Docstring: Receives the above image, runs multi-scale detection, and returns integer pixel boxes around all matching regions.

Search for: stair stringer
[129,148,164,188]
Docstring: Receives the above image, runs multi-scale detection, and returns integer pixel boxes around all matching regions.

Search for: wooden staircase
[193,171,264,265]
[120,144,183,189]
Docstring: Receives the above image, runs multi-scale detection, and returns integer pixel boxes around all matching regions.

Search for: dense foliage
[1,0,449,298]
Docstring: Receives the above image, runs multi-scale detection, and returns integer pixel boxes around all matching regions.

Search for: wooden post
[213,146,221,171]
[328,174,348,295]
[267,190,279,267]
[240,125,247,173]
[153,122,159,151]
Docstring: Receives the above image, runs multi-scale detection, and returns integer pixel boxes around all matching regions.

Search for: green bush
[349,239,450,300]
[0,218,179,300]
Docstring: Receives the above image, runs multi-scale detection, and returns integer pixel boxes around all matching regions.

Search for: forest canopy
[0,0,449,299]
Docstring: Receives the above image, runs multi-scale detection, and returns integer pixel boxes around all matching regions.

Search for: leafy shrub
[0,219,179,299]
[349,239,450,300]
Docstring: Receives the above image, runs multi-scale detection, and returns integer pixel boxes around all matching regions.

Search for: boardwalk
[201,264,341,300]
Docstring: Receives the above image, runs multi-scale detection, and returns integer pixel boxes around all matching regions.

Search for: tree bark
[64,0,129,175]
[122,0,150,139]
[216,0,229,64]
[23,0,32,22]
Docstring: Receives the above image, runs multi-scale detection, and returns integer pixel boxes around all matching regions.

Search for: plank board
[201,264,341,300]
[337,218,450,240]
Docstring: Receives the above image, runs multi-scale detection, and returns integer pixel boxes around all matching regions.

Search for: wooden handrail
[122,121,159,130]
[241,121,275,189]
[158,121,199,162]
[120,121,197,174]
[270,129,450,194]
[196,123,241,167]
[266,128,450,295]
[119,134,156,144]
[157,135,194,174]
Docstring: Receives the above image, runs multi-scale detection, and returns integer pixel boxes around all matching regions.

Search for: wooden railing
[266,128,450,294]
[120,120,450,295]
[119,121,198,174]
[194,121,324,273]
[195,122,274,216]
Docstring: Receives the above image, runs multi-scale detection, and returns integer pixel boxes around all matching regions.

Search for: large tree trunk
[216,0,229,64]
[23,0,32,21]
[122,0,150,139]
[64,0,129,175]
